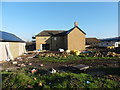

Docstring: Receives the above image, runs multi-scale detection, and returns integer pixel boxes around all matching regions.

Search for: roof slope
[36,30,65,36]
[66,26,86,35]
[86,38,101,45]
[0,31,25,42]
[36,26,86,37]
[54,26,86,36]
[100,37,120,41]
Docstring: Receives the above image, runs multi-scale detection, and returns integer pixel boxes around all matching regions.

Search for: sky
[118,2,120,36]
[1,2,118,41]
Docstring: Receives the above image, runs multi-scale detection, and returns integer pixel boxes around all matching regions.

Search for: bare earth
[1,52,120,81]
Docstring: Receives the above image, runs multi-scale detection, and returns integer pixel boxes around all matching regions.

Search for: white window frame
[54,37,57,40]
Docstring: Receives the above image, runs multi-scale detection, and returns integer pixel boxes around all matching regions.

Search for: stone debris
[73,64,89,70]
[38,82,43,87]
[107,52,120,57]
[59,48,64,52]
[17,64,21,67]
[70,50,81,56]
[27,55,36,59]
[40,64,44,67]
[34,77,37,80]
[38,52,70,58]
[20,63,26,67]
[27,85,33,88]
[37,50,120,58]
[16,57,22,60]
[31,69,37,73]
[49,68,57,74]
[12,61,17,65]
[66,50,70,54]
[16,57,23,61]
[87,51,120,57]
[28,63,32,65]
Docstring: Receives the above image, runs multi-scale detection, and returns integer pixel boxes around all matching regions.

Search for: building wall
[67,27,85,50]
[99,41,116,47]
[9,42,19,59]
[51,36,66,51]
[36,35,68,51]
[0,42,26,61]
[63,35,68,50]
[9,42,26,59]
[36,36,51,50]
[0,42,7,61]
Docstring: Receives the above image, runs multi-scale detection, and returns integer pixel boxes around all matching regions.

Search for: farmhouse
[0,31,26,61]
[35,22,86,51]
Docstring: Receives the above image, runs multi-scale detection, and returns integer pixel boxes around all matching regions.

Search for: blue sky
[2,2,118,41]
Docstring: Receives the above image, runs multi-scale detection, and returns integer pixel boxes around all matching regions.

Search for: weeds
[38,55,118,62]
[1,71,120,89]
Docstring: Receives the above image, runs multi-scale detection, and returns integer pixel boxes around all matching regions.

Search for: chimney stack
[74,22,78,27]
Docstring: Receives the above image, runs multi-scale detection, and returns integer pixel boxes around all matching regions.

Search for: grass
[1,54,120,89]
[96,67,120,76]
[1,71,120,89]
[37,55,118,62]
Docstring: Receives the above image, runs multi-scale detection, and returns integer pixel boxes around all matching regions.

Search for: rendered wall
[51,36,65,51]
[36,36,51,50]
[0,42,7,61]
[67,27,85,50]
[9,42,19,59]
[0,42,26,61]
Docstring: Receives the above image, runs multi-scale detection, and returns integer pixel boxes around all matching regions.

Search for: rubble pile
[25,50,120,58]
[38,51,71,58]
[88,51,120,57]
[107,52,120,57]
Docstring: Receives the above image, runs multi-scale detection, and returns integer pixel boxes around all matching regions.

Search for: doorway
[41,44,50,50]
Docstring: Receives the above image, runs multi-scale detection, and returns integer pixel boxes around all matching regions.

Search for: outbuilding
[0,31,26,61]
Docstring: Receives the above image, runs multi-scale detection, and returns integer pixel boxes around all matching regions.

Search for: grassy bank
[1,70,120,89]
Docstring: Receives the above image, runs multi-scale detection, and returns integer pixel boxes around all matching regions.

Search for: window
[44,38,46,40]
[54,37,57,40]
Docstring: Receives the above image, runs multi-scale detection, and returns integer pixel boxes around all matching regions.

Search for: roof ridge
[36,26,86,36]
[43,30,65,31]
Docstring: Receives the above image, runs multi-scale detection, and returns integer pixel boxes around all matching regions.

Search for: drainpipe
[51,36,52,51]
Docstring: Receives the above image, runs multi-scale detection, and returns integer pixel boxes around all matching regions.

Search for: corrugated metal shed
[0,31,25,42]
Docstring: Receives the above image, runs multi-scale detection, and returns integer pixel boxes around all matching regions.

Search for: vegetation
[37,55,118,62]
[1,70,120,89]
[1,52,120,89]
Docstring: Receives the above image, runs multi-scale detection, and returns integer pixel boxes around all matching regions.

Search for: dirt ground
[1,52,120,81]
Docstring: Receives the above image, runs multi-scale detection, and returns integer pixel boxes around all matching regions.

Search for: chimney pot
[74,22,78,26]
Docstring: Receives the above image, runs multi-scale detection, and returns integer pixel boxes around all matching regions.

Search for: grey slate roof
[54,26,86,36]
[100,37,120,41]
[36,26,86,36]
[0,31,25,42]
[36,30,65,36]
[86,38,101,45]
